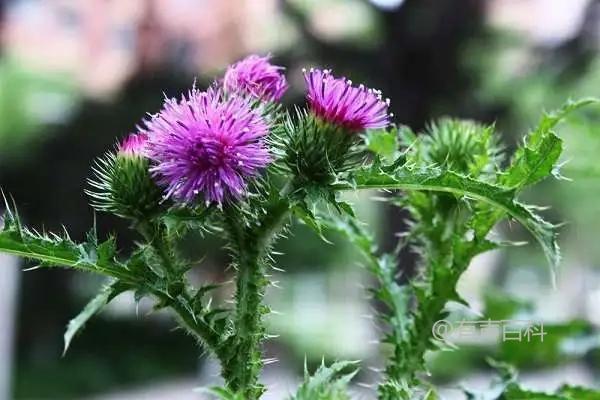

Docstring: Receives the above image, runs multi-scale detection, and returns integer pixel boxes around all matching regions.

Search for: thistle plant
[0,54,598,399]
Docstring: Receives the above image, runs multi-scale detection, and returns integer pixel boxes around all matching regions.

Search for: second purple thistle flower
[144,87,271,205]
[304,68,391,132]
[223,55,288,102]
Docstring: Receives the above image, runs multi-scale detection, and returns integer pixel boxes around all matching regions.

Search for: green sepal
[272,108,364,187]
[87,151,163,220]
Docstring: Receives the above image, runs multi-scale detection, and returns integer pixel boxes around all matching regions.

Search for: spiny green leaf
[317,210,409,321]
[161,205,215,236]
[190,283,230,328]
[527,98,596,147]
[337,165,560,272]
[63,279,127,355]
[506,133,562,188]
[0,208,133,281]
[364,127,400,163]
[503,98,598,190]
[292,204,329,242]
[317,209,411,390]
[290,360,359,400]
[290,189,338,244]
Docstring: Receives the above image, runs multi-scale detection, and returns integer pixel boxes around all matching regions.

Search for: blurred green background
[0,0,599,399]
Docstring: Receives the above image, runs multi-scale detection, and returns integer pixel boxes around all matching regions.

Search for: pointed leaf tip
[63,280,126,355]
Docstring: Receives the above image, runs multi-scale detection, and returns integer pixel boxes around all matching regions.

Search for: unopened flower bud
[87,134,162,220]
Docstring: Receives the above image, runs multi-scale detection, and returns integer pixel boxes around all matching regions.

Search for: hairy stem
[151,288,222,351]
[381,197,495,398]
[221,198,290,399]
[226,248,266,398]
[136,220,223,358]
[136,220,178,276]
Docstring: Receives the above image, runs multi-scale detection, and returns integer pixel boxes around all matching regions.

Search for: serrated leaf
[290,360,359,400]
[292,204,332,244]
[318,211,409,324]
[63,279,127,355]
[0,211,135,281]
[364,128,400,163]
[338,165,560,273]
[503,98,597,190]
[96,235,117,262]
[317,208,412,386]
[505,133,563,189]
[161,205,214,236]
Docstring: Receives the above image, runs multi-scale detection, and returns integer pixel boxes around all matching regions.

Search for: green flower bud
[87,134,163,220]
[415,118,503,178]
[275,111,363,186]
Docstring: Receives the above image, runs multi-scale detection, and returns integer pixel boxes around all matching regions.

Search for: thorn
[357,382,374,388]
[22,265,43,272]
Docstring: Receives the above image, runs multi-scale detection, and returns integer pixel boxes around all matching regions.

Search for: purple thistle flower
[144,87,271,204]
[304,68,391,132]
[118,133,148,157]
[223,55,288,101]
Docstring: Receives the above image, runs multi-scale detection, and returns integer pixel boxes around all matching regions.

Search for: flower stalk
[219,197,290,398]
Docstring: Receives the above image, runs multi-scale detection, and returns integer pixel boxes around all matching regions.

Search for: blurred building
[3,0,291,97]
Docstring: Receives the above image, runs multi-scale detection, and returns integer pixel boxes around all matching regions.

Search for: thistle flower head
[304,68,390,132]
[223,55,288,101]
[144,86,271,205]
[118,133,148,157]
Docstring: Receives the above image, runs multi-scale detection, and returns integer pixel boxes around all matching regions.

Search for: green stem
[151,288,222,351]
[221,198,290,399]
[380,202,495,398]
[135,219,223,358]
[225,248,266,398]
[135,220,178,276]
